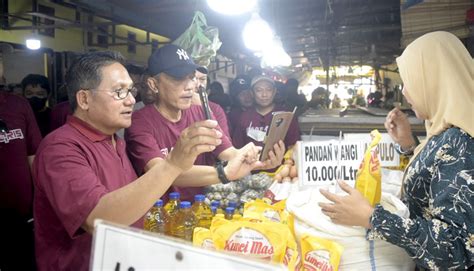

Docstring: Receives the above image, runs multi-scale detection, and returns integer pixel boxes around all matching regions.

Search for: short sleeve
[34,141,108,238]
[125,113,164,174]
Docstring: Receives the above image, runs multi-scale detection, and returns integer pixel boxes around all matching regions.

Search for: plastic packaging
[355,129,382,206]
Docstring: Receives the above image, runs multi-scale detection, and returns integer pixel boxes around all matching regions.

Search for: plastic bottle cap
[211,206,217,212]
[154,199,163,207]
[169,192,180,199]
[225,207,235,214]
[211,201,220,207]
[194,194,205,202]
[180,201,191,209]
[228,201,237,208]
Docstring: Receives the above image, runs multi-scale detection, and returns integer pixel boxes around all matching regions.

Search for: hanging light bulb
[26,38,41,50]
[261,36,292,67]
[207,0,257,15]
[242,12,273,52]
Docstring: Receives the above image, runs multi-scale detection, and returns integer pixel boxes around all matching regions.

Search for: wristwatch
[395,134,420,156]
[395,143,416,156]
[216,160,230,184]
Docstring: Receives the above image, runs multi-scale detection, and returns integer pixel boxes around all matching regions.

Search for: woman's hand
[384,107,416,150]
[319,180,375,229]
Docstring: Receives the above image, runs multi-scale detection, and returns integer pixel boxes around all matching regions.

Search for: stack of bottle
[144,192,225,242]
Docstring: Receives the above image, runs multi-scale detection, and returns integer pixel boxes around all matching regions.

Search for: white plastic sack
[287,189,415,271]
[381,168,404,198]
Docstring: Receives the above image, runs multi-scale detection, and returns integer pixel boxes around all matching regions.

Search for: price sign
[344,133,400,167]
[297,140,362,187]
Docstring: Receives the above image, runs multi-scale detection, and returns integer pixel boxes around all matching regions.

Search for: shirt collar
[67,115,112,142]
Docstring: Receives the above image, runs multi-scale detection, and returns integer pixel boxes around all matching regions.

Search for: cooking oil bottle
[191,194,212,229]
[143,199,169,234]
[170,201,197,241]
[224,207,235,220]
[210,206,217,217]
[164,192,180,217]
[164,192,181,236]
[211,200,224,215]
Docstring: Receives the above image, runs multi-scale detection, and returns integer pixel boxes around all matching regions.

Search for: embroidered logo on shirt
[0,129,24,143]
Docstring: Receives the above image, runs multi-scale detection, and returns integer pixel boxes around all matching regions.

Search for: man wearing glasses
[33,51,257,270]
[125,45,285,202]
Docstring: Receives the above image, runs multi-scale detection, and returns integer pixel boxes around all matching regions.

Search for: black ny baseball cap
[229,74,251,97]
[147,44,199,79]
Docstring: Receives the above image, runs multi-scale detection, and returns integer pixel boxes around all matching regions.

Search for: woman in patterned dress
[319,31,474,269]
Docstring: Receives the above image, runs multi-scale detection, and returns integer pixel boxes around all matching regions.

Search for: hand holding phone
[259,111,294,161]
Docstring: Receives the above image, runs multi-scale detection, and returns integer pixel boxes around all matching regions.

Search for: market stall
[298,108,426,137]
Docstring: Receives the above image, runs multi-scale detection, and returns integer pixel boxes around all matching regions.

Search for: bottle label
[146,211,153,220]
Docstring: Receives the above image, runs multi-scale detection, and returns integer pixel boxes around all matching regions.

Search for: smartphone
[198,85,212,120]
[259,111,294,161]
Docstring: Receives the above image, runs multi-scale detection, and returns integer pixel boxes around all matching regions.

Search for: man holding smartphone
[232,75,301,169]
[125,45,285,201]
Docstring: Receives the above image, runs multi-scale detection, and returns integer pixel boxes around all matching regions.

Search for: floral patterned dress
[368,127,474,269]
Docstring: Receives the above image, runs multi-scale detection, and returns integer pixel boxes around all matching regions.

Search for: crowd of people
[0,43,299,270]
[0,31,472,270]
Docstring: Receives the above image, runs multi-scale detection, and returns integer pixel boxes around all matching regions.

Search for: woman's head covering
[396,31,474,157]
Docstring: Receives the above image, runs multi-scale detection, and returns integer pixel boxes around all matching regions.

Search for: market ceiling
[71,0,402,69]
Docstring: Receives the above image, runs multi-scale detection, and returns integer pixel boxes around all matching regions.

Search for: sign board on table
[297,133,400,189]
[344,133,400,167]
[297,139,362,188]
[91,220,281,271]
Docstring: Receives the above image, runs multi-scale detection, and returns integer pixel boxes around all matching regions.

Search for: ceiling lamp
[207,0,257,15]
[242,12,273,52]
[26,38,41,50]
[261,36,292,68]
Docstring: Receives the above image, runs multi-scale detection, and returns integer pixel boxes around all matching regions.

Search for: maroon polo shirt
[125,104,233,202]
[231,105,301,150]
[227,106,244,136]
[210,101,230,138]
[0,92,42,217]
[33,116,138,271]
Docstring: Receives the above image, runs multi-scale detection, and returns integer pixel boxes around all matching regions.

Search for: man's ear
[147,76,159,93]
[76,90,90,110]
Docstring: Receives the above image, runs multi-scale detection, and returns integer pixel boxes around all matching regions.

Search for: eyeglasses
[91,86,138,100]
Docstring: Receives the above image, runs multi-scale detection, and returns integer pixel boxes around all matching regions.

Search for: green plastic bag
[173,11,222,67]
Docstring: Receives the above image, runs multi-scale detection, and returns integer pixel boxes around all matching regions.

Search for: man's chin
[179,102,192,110]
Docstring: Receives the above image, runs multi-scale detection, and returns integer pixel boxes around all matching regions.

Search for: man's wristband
[216,160,230,184]
[395,143,416,156]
